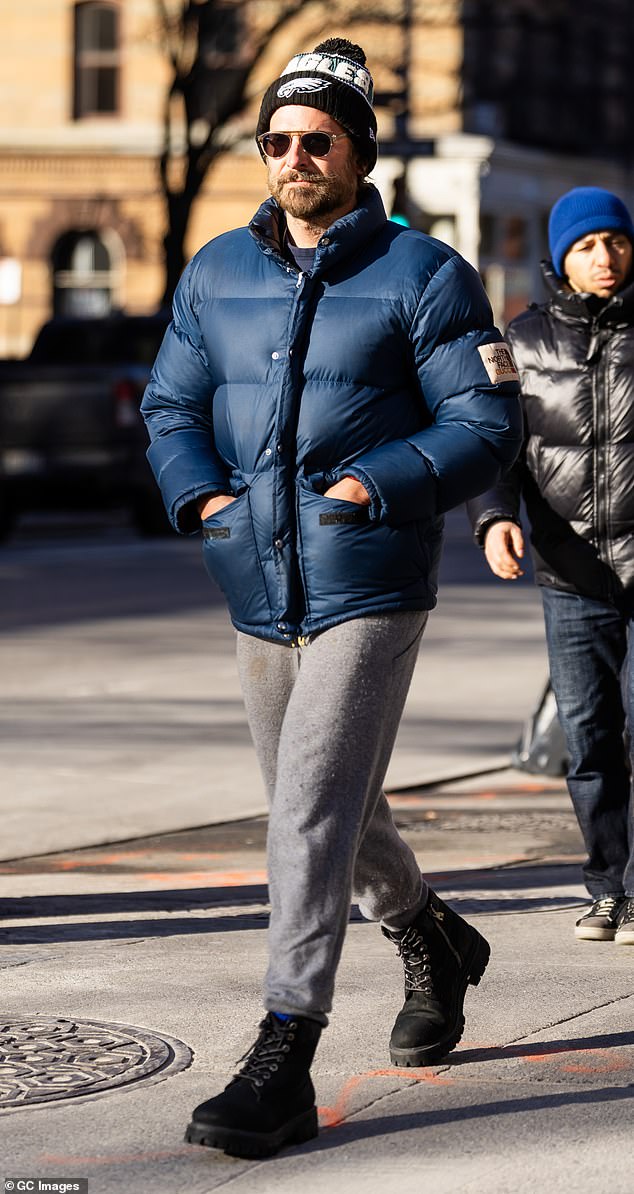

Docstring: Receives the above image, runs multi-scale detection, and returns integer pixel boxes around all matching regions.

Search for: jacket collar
[249,184,387,274]
[541,259,634,326]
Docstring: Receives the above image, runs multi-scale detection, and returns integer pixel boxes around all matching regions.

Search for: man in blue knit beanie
[469,183,634,948]
[548,186,634,282]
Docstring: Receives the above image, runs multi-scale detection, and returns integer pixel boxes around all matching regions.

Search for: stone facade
[0,0,266,354]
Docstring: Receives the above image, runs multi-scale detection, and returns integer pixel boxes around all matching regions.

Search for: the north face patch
[477,343,519,384]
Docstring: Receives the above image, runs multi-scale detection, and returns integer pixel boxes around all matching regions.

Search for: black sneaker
[382,888,490,1067]
[185,1013,321,1158]
[575,895,625,941]
[615,897,634,946]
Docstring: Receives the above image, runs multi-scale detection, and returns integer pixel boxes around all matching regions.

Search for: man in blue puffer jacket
[142,36,522,1158]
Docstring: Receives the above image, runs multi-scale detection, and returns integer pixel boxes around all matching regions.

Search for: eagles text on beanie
[256,37,377,173]
[548,186,634,277]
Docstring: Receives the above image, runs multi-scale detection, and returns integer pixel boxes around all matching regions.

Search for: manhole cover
[0,1016,192,1109]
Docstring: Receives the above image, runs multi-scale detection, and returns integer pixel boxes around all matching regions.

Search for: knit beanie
[256,37,377,172]
[548,186,634,277]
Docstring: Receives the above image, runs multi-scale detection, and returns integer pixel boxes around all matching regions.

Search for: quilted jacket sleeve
[141,260,230,533]
[465,319,526,544]
[342,253,523,524]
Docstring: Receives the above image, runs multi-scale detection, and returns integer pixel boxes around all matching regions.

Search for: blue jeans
[541,587,634,898]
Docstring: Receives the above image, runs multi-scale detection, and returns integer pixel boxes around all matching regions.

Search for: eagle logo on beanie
[277,78,332,99]
[256,37,378,173]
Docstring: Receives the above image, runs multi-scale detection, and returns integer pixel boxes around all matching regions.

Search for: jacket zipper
[271,268,308,633]
[590,322,614,600]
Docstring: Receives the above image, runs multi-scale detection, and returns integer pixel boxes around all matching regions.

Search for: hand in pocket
[198,493,237,520]
[323,476,370,506]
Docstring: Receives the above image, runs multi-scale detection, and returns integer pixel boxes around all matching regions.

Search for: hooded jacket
[142,186,522,644]
[468,261,634,603]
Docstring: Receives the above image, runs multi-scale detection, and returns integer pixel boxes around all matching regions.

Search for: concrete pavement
[1,789,632,1194]
[0,510,632,1193]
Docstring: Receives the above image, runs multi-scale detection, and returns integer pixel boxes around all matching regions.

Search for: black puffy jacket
[468,262,634,602]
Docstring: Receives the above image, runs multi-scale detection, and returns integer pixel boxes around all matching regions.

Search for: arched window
[52,230,119,317]
[73,2,120,118]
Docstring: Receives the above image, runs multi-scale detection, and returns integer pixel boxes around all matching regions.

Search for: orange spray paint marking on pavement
[560,1054,631,1075]
[138,869,268,886]
[40,1148,192,1166]
[460,1040,633,1075]
[318,1066,452,1129]
[52,851,227,870]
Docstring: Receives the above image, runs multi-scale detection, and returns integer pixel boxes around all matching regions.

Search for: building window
[73,2,120,118]
[52,231,118,317]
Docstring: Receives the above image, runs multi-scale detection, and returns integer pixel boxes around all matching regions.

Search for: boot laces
[395,924,435,995]
[235,1015,296,1089]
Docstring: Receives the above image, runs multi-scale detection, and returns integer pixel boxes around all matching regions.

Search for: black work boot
[382,889,490,1066]
[185,1012,322,1158]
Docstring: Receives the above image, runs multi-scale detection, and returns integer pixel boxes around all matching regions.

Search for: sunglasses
[257,130,350,159]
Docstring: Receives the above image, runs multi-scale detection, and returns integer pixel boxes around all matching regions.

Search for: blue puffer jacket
[142,186,522,644]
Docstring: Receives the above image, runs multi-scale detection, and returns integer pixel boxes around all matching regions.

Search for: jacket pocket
[296,480,430,618]
[201,491,271,626]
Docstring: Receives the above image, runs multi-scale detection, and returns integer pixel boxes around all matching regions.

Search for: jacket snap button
[271,351,280,360]
[264,448,272,456]
[274,539,283,550]
[321,237,330,245]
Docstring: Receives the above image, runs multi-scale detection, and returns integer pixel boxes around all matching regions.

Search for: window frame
[73,1,121,120]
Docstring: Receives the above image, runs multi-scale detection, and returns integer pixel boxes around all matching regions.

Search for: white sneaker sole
[615,929,634,945]
[574,926,616,941]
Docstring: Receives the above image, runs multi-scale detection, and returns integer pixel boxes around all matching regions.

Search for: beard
[267,162,359,220]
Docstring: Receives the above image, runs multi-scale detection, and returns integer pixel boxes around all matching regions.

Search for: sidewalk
[1,775,633,1194]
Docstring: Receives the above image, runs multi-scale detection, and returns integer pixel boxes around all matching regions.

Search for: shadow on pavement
[0,913,270,944]
[446,1030,634,1064]
[0,885,270,919]
[0,860,588,943]
[310,1083,634,1152]
[428,861,583,891]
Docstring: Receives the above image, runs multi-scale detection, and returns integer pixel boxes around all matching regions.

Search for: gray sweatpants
[236,611,429,1024]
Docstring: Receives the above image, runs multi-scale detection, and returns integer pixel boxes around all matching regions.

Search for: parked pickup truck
[0,311,172,540]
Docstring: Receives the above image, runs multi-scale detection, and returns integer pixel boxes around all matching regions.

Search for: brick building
[1,0,633,354]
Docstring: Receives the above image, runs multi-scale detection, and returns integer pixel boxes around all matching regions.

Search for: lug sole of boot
[389,930,491,1068]
[185,1106,318,1158]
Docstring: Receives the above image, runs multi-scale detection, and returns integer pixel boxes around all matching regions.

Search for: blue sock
[272,1011,292,1022]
